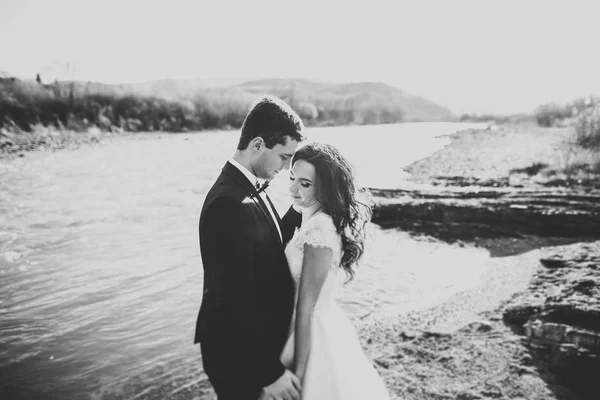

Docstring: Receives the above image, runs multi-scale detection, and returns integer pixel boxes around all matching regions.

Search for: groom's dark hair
[237,96,305,150]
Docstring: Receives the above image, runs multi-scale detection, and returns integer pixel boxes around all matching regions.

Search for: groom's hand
[259,369,301,400]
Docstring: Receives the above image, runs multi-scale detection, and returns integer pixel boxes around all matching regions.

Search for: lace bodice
[284,212,343,311]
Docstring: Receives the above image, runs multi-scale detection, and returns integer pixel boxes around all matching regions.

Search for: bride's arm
[293,244,333,381]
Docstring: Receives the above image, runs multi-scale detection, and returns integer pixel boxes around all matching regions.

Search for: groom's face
[254,136,299,180]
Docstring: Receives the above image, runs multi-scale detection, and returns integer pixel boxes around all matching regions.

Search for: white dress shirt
[229,158,283,241]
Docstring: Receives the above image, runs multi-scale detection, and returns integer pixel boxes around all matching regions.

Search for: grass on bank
[459,96,600,187]
[534,96,600,148]
[0,77,412,137]
[532,97,600,185]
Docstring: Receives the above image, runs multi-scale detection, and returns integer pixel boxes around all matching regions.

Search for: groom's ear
[250,137,264,151]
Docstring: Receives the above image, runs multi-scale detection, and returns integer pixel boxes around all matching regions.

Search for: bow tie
[255,180,270,194]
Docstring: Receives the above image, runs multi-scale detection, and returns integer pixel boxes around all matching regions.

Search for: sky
[1,0,599,115]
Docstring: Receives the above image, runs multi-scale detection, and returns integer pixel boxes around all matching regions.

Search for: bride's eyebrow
[299,177,313,184]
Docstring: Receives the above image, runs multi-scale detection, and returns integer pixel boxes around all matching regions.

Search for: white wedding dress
[280,212,391,400]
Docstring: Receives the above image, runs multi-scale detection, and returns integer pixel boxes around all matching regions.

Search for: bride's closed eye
[290,176,311,188]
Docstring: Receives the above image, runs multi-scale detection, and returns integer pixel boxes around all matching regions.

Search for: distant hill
[121,77,454,122]
[235,79,454,122]
[121,78,248,100]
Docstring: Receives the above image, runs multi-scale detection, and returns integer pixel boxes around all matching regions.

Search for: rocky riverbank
[0,125,121,159]
[354,240,599,400]
[368,122,600,251]
[363,122,600,399]
[504,241,600,395]
[370,185,600,241]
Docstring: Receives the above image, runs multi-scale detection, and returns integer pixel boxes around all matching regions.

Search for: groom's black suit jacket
[195,162,301,398]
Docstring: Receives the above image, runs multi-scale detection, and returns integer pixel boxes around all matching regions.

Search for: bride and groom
[194,96,390,400]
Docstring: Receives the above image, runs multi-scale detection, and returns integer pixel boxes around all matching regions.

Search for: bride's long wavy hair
[292,142,372,281]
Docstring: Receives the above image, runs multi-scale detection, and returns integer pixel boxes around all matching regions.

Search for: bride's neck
[301,202,323,224]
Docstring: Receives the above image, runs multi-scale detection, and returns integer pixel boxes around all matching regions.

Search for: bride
[279,142,391,400]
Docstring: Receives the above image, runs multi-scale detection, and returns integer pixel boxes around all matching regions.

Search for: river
[0,122,489,399]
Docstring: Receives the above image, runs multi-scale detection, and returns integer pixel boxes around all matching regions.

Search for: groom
[195,96,305,400]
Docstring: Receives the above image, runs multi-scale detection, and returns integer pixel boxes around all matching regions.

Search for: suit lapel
[265,194,284,242]
[223,162,283,245]
[257,194,284,246]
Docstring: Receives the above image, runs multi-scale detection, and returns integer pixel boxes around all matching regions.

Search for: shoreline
[0,120,479,161]
[357,239,599,400]
[0,127,123,160]
[363,122,599,399]
[0,120,440,161]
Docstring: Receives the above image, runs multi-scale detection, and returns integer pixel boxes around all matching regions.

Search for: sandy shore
[360,122,598,400]
[405,121,599,188]
[356,247,561,399]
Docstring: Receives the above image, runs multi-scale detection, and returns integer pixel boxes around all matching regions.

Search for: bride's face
[289,160,319,209]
